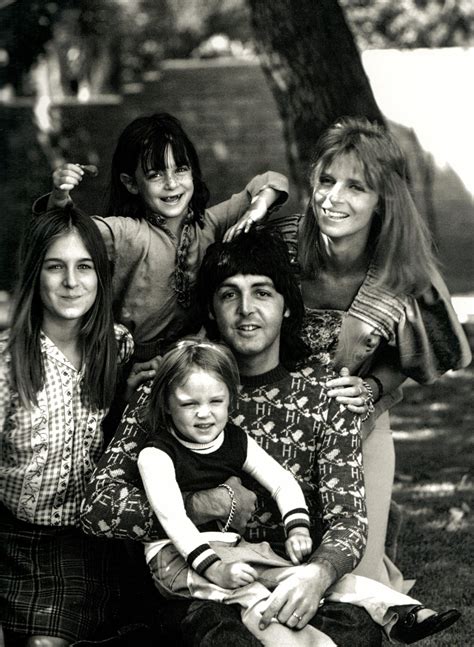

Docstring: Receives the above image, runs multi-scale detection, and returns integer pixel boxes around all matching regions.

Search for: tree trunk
[249,0,385,202]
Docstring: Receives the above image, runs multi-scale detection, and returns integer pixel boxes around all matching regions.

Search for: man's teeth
[239,325,258,330]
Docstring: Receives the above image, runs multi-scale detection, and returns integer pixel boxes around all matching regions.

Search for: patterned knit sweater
[81,363,367,579]
[236,364,367,577]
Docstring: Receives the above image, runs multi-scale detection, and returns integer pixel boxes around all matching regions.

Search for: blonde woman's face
[312,153,379,246]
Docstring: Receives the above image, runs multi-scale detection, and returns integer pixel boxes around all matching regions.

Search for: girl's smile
[40,229,98,328]
[132,147,194,228]
[167,369,230,444]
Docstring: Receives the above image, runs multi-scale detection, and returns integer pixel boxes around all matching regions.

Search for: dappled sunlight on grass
[392,427,438,440]
[426,401,450,411]
[407,482,457,494]
[389,358,473,645]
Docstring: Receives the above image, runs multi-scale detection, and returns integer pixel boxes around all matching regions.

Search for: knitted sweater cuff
[283,508,311,535]
[187,544,221,575]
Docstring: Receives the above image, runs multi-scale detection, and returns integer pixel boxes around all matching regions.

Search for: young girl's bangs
[140,135,191,174]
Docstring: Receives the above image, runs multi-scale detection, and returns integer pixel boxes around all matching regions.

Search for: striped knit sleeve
[187,545,220,575]
[138,446,221,574]
[243,435,310,535]
[282,508,311,535]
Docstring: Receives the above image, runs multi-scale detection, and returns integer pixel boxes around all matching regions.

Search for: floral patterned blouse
[301,308,343,368]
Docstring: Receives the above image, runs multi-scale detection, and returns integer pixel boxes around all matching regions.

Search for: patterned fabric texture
[235,364,367,578]
[301,309,343,367]
[270,211,471,382]
[0,504,121,641]
[0,324,133,527]
[81,362,367,581]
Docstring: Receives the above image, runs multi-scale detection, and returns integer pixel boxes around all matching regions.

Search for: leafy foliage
[340,0,474,49]
[2,0,473,95]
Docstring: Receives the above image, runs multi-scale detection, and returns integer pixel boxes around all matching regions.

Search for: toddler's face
[167,369,229,444]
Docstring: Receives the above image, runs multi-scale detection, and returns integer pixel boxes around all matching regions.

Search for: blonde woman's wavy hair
[300,116,438,296]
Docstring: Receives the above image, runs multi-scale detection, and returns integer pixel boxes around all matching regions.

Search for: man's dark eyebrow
[217,278,275,289]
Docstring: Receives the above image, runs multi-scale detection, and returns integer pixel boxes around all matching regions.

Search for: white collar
[170,427,225,454]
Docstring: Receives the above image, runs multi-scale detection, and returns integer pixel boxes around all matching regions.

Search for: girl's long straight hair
[299,117,439,296]
[9,206,118,410]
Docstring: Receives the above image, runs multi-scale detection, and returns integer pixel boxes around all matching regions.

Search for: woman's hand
[205,560,257,589]
[258,562,329,630]
[326,367,372,415]
[124,356,162,402]
[51,162,97,208]
[285,529,313,565]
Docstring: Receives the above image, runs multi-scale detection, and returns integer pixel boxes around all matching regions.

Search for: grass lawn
[389,352,473,646]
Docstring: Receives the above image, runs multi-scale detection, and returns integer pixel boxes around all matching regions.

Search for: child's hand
[205,560,257,589]
[285,528,313,565]
[51,163,94,207]
[223,187,278,242]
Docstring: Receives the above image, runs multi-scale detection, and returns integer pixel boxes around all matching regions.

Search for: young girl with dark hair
[36,113,288,364]
[0,207,133,647]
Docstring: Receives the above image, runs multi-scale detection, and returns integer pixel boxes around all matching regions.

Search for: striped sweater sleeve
[243,435,310,535]
[137,447,220,575]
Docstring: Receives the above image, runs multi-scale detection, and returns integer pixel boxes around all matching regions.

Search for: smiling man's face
[211,273,289,375]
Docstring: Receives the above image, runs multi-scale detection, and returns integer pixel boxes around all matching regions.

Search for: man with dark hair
[81,229,382,646]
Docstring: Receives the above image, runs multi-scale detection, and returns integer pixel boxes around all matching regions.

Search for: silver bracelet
[218,483,237,532]
[360,380,376,422]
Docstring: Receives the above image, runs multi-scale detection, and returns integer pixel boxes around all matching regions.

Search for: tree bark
[249,0,385,202]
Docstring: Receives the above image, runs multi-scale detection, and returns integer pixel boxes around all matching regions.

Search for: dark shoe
[390,604,461,644]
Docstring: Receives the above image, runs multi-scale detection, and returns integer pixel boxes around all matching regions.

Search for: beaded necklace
[145,208,204,308]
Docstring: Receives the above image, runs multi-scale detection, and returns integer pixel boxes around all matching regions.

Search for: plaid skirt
[0,505,121,642]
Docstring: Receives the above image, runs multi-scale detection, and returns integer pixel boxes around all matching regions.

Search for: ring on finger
[292,612,302,620]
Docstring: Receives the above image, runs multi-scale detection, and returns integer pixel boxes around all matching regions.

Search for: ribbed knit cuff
[283,508,311,535]
[187,544,221,575]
